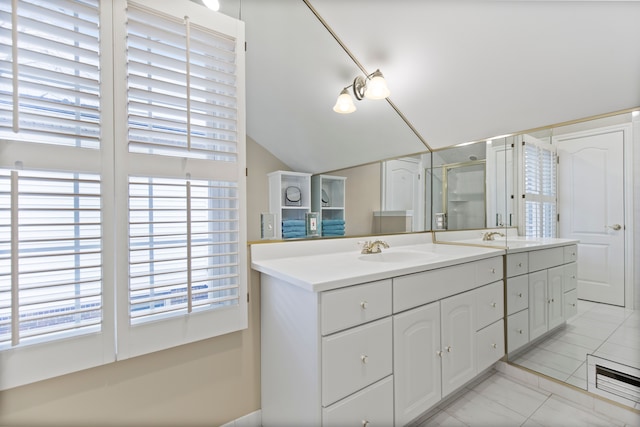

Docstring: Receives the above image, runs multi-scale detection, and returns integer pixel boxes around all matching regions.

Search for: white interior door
[556,126,626,306]
[382,157,423,231]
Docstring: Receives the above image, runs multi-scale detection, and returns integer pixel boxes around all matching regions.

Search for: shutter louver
[0,0,101,149]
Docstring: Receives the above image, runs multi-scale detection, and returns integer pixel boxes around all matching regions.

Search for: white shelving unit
[268,170,311,239]
[311,174,346,237]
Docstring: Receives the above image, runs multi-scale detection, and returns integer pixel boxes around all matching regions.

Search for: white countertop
[251,234,504,292]
[434,229,579,253]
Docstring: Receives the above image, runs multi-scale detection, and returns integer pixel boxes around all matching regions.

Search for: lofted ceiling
[217,0,640,174]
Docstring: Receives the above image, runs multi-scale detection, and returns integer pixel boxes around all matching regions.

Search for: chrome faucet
[360,240,390,254]
[482,231,505,241]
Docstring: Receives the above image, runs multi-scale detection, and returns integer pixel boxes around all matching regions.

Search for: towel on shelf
[282,219,307,239]
[322,219,345,226]
[322,219,345,236]
[283,219,305,227]
[283,231,306,239]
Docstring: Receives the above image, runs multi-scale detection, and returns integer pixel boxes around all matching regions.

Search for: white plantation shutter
[522,138,557,238]
[0,169,102,347]
[126,5,238,161]
[115,0,246,359]
[0,0,114,391]
[0,0,101,148]
[128,176,239,324]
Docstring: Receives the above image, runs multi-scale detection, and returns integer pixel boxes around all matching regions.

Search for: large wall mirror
[502,109,639,405]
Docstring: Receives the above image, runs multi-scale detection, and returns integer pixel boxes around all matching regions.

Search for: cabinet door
[441,291,476,397]
[529,271,548,341]
[393,302,441,426]
[547,266,564,329]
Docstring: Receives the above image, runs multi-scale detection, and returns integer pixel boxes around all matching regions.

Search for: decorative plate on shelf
[284,186,302,206]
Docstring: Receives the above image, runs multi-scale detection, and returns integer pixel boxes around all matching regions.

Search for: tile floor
[511,301,639,391]
[415,363,640,427]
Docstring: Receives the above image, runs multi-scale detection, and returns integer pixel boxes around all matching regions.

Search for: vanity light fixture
[332,69,390,114]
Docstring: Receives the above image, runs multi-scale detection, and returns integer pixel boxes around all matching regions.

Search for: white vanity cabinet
[260,252,505,427]
[505,243,578,355]
[392,257,503,426]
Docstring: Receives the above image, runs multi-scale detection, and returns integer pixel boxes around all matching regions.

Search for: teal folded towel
[282,225,305,232]
[322,219,345,226]
[322,225,345,232]
[283,219,305,227]
[283,231,306,239]
[323,230,345,236]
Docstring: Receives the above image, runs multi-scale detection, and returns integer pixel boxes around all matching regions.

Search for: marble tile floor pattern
[414,363,640,427]
[511,301,639,394]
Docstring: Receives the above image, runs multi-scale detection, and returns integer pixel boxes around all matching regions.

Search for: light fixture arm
[353,75,367,100]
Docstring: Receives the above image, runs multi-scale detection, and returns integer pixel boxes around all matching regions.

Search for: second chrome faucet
[360,240,390,254]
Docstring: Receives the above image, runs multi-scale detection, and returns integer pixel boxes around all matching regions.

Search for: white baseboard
[219,410,262,427]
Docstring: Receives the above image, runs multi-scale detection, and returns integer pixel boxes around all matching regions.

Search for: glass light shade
[202,0,220,11]
[364,70,390,100]
[333,89,356,114]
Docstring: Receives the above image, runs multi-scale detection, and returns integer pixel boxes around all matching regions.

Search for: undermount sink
[358,249,434,263]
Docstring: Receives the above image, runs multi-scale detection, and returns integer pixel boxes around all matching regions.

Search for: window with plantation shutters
[0,0,245,389]
[522,136,557,238]
[114,0,246,359]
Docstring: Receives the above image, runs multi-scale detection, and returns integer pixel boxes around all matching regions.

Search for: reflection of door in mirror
[555,125,629,306]
[486,139,514,227]
[381,156,426,232]
[443,161,486,230]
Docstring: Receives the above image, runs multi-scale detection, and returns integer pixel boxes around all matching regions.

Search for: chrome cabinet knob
[490,268,496,274]
[517,292,523,298]
[491,343,497,349]
[360,301,368,310]
[491,302,497,308]
[362,420,370,427]
[361,354,368,364]
[517,262,522,267]
[436,350,443,357]
[446,345,452,352]
[517,329,523,334]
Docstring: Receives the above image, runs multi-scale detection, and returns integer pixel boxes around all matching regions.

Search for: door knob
[606,224,622,231]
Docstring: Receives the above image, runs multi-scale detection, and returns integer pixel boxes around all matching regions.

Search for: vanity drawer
[506,253,528,277]
[565,288,578,320]
[393,262,475,313]
[528,247,564,272]
[476,319,504,372]
[322,376,394,427]
[322,317,392,406]
[563,263,577,293]
[506,275,529,315]
[507,309,529,354]
[564,245,578,263]
[475,281,504,330]
[321,279,392,335]
[475,256,503,286]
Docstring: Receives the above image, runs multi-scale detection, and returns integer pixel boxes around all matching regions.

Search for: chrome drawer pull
[517,292,523,298]
[517,329,523,334]
[360,301,368,310]
[491,343,497,349]
[362,420,370,427]
[491,302,497,308]
[361,354,368,364]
